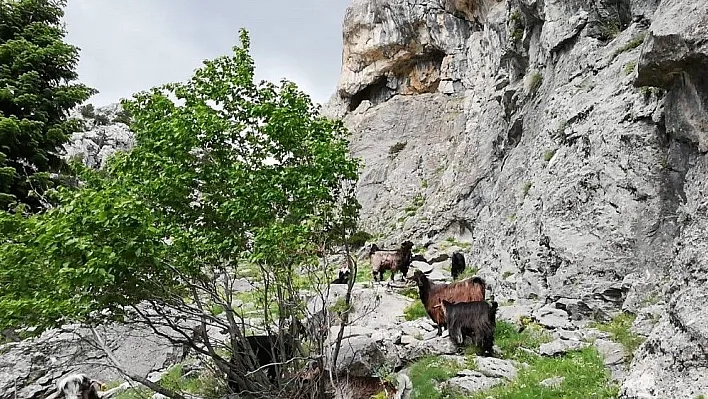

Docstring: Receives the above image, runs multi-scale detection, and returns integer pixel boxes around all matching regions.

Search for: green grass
[114,388,151,399]
[526,71,543,95]
[495,321,552,363]
[466,321,617,398]
[403,300,428,321]
[469,347,618,399]
[399,286,420,300]
[207,303,224,316]
[409,356,468,399]
[405,194,426,214]
[439,237,472,251]
[613,33,646,58]
[454,266,479,281]
[522,181,533,198]
[624,60,637,75]
[591,312,645,362]
[355,261,373,283]
[329,296,353,314]
[543,149,556,162]
[113,363,226,399]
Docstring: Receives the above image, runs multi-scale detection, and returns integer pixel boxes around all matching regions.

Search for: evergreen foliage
[0,0,96,210]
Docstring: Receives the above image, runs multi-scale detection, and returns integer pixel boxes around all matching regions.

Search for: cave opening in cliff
[348,76,390,112]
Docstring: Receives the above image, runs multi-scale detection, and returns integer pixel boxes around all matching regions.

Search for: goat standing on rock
[409,269,486,335]
[435,299,498,356]
[369,241,414,282]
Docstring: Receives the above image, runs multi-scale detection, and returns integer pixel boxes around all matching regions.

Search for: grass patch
[329,297,354,314]
[543,149,556,162]
[207,303,224,316]
[467,321,616,398]
[399,286,420,300]
[454,266,480,281]
[421,179,429,188]
[591,312,644,361]
[613,33,646,58]
[624,60,637,75]
[522,181,533,198]
[114,388,151,399]
[495,321,552,363]
[403,301,428,321]
[355,261,373,283]
[405,194,426,214]
[439,237,472,251]
[162,364,226,398]
[470,347,618,398]
[525,71,543,95]
[114,363,226,399]
[409,356,467,399]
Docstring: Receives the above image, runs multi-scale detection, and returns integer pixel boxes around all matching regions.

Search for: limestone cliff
[325,0,708,397]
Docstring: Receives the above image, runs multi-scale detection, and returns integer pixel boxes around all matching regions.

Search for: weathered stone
[539,339,588,356]
[595,338,628,381]
[496,303,535,326]
[411,260,433,273]
[327,336,401,377]
[533,305,574,330]
[474,357,519,380]
[445,371,503,393]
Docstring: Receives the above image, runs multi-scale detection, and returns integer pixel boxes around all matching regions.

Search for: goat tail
[491,300,498,313]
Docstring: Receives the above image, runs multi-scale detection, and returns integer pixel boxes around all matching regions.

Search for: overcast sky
[63,0,350,107]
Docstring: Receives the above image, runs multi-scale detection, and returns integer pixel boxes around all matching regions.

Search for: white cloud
[63,0,349,106]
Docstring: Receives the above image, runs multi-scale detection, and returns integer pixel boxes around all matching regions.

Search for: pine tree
[0,0,96,211]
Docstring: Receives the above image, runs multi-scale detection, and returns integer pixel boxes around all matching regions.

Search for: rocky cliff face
[325,0,708,397]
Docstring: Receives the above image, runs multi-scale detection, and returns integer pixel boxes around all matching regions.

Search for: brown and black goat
[369,241,414,282]
[435,299,498,356]
[408,269,486,335]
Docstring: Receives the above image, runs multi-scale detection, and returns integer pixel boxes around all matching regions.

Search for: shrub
[543,149,556,162]
[330,297,354,314]
[113,109,133,126]
[348,230,373,249]
[388,141,407,157]
[590,312,644,362]
[624,60,637,75]
[525,71,543,95]
[613,33,647,58]
[94,113,110,125]
[80,104,96,118]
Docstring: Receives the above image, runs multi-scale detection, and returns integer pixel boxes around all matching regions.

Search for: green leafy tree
[0,0,96,210]
[0,29,360,397]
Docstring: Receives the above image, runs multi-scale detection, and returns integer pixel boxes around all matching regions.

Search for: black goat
[436,299,498,356]
[331,264,352,284]
[451,252,466,280]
